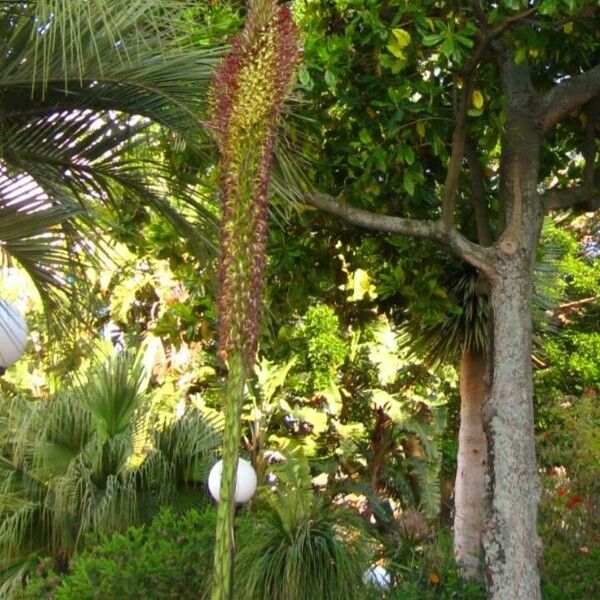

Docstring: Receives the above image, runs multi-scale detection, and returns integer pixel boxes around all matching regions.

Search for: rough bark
[454,348,488,580]
[483,261,542,600]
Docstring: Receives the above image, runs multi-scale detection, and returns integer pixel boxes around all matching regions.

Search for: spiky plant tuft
[235,453,371,600]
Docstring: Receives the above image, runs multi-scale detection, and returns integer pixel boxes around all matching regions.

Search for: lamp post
[208,458,257,505]
[0,300,27,375]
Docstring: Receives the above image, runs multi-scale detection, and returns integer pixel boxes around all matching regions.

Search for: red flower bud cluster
[207,0,301,369]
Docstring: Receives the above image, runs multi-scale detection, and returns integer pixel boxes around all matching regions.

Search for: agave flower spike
[207,2,301,599]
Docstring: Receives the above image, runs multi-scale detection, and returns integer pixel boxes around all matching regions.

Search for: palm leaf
[1,1,224,334]
[0,169,92,320]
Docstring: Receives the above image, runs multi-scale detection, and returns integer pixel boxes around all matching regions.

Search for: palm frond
[0,351,221,595]
[0,168,93,321]
[1,1,224,336]
[1,1,223,142]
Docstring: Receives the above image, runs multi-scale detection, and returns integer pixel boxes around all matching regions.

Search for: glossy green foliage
[295,0,455,211]
[20,507,222,600]
[294,0,598,213]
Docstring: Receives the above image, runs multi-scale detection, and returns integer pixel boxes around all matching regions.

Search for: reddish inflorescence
[207,1,301,369]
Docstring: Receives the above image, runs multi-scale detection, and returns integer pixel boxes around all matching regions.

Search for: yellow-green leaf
[563,21,573,34]
[472,90,484,110]
[349,268,377,301]
[391,28,411,48]
[514,47,527,65]
[387,39,406,59]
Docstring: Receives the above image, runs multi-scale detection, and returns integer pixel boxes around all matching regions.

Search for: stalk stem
[211,351,246,600]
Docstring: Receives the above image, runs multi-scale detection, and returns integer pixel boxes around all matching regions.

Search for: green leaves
[85,352,147,441]
[0,351,221,594]
[403,170,416,196]
[383,28,412,74]
[420,19,476,63]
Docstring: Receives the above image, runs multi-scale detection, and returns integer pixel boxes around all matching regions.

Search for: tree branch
[488,5,539,38]
[305,192,495,275]
[543,185,600,211]
[559,295,599,310]
[465,139,493,246]
[467,0,487,31]
[540,64,600,132]
[441,27,497,228]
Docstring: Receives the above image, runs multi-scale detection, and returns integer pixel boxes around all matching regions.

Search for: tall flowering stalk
[207,2,301,598]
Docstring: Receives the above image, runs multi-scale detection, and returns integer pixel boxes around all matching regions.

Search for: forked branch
[305,192,495,276]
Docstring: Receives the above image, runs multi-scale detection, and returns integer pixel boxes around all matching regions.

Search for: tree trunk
[483,263,541,600]
[454,347,487,580]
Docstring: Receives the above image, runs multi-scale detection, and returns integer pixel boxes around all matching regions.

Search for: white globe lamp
[0,301,27,374]
[363,564,392,589]
[208,458,257,504]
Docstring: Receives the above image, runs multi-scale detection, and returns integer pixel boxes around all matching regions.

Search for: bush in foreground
[21,507,220,600]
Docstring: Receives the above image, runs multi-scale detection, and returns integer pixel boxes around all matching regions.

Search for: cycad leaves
[0,351,221,595]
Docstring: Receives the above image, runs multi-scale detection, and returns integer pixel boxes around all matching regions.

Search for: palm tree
[406,266,488,580]
[0,0,223,328]
[0,351,220,597]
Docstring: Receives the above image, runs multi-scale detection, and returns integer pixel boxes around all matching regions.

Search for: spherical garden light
[0,300,27,375]
[208,458,257,504]
[363,564,392,590]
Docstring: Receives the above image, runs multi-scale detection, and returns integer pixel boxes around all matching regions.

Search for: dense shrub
[21,507,223,599]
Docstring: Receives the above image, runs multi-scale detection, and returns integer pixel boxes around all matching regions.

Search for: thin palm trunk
[454,347,487,580]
